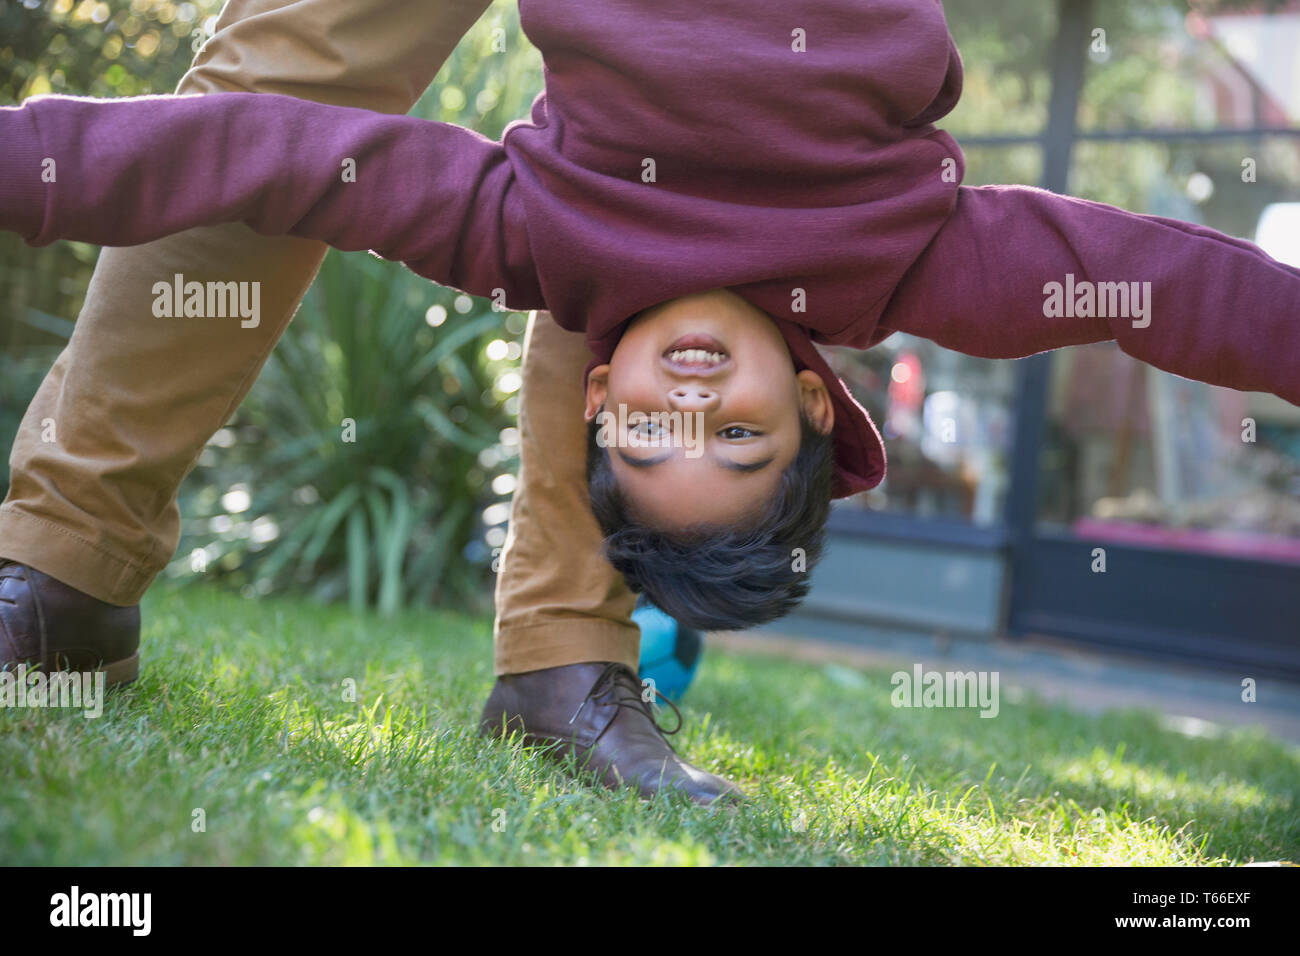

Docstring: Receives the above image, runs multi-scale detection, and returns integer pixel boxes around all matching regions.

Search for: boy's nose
[668,386,719,413]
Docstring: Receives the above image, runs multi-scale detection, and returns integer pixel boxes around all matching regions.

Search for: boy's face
[584,289,834,532]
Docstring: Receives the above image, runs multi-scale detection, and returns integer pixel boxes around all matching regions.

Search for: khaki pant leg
[492,311,638,675]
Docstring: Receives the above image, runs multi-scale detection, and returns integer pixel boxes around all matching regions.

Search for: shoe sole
[479,719,747,807]
[0,655,139,691]
[98,653,139,688]
[510,731,744,807]
[102,650,138,686]
[2,652,140,688]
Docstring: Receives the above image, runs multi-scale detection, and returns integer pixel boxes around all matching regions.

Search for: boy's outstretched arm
[876,184,1300,405]
[0,92,541,308]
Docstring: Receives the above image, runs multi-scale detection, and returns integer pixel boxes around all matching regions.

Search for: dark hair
[586,411,835,631]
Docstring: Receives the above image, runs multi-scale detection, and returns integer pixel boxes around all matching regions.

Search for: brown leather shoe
[0,560,140,687]
[479,660,745,806]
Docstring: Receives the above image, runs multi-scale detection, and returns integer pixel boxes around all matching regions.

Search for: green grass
[1,584,1296,865]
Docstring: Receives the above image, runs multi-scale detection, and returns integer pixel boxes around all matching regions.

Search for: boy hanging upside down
[2,1,1297,637]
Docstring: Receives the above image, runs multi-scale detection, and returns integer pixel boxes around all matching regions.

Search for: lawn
[1,584,1296,866]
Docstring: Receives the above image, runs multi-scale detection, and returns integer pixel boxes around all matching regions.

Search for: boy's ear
[796,369,835,435]
[584,364,610,422]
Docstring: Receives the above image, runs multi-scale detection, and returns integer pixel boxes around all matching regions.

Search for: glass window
[825,139,1042,527]
[1062,137,1300,565]
[1038,343,1300,564]
[827,336,1017,526]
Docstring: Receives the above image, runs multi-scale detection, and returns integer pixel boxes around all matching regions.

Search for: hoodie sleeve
[0,92,543,309]
[876,184,1300,406]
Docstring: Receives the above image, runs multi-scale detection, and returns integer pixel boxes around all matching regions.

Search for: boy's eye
[719,426,759,440]
[630,420,666,437]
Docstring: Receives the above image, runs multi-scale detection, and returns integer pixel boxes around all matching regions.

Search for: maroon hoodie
[3,0,1298,497]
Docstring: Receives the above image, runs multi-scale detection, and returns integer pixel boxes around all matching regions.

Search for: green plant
[172,250,528,614]
[0,346,64,491]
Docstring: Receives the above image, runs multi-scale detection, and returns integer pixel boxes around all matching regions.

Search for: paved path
[715,619,1300,746]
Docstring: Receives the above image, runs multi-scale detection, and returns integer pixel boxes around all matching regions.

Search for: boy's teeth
[669,349,724,364]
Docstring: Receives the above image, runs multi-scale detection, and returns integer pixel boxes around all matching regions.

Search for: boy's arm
[0,91,541,307]
[876,184,1300,405]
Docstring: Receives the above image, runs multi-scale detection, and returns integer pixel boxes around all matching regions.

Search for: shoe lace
[568,661,684,740]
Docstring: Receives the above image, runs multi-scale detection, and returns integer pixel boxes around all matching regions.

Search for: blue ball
[634,598,703,701]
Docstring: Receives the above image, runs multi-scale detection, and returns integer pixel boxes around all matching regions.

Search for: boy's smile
[585,289,834,532]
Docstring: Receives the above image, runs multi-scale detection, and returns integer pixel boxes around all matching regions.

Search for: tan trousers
[0,0,637,675]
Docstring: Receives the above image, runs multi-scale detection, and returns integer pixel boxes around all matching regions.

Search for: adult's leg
[482,312,741,805]
[491,310,639,675]
[0,0,493,604]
